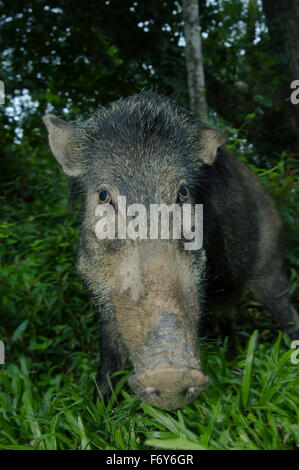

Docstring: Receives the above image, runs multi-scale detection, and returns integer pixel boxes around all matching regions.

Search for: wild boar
[43,91,298,410]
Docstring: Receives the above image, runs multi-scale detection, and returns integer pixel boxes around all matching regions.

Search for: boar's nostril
[186,386,201,399]
[139,387,160,399]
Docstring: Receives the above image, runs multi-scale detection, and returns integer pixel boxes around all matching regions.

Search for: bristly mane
[83,91,199,144]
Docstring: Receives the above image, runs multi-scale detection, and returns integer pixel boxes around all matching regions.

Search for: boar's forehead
[77,93,198,194]
[82,139,188,200]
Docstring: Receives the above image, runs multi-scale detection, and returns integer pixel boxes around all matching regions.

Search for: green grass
[0,333,298,450]
[0,138,298,450]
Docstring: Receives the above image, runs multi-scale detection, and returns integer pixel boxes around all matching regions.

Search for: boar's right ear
[197,127,227,165]
[43,114,83,177]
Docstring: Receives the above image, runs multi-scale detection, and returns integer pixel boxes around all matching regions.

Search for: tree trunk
[262,0,299,145]
[182,0,208,120]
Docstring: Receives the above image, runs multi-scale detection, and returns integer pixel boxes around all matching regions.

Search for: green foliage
[0,138,97,371]
[0,333,298,450]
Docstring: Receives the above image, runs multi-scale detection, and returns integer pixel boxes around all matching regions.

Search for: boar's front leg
[95,318,129,402]
[204,294,241,355]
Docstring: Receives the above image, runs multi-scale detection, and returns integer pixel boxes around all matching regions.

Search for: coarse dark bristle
[80,90,199,147]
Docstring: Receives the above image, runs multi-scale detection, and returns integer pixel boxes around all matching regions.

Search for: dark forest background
[1,0,299,161]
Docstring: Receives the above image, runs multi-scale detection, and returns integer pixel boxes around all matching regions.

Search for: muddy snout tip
[138,385,202,402]
[139,387,161,399]
[131,366,209,410]
[186,386,201,400]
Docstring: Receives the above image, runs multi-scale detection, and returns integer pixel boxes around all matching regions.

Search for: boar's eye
[99,189,111,204]
[178,186,188,203]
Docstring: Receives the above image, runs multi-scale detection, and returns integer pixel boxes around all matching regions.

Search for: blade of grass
[145,437,207,450]
[242,330,258,408]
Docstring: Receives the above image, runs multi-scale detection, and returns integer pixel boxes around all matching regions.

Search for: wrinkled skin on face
[43,92,299,410]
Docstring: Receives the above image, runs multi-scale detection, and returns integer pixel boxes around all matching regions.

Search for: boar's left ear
[43,114,83,177]
[197,127,227,165]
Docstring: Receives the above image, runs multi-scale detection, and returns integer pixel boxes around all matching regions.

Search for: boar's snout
[110,246,208,409]
[130,366,208,410]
